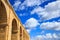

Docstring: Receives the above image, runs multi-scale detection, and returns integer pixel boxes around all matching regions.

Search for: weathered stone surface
[0,0,30,40]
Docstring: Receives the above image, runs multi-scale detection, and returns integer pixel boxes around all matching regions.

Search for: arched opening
[11,19,18,40]
[0,1,7,25]
[20,27,22,40]
[0,1,7,40]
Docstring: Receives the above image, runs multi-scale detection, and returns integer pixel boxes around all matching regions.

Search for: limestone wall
[0,0,30,40]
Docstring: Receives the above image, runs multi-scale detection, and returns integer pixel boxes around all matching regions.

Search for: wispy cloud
[19,13,28,16]
[13,0,21,10]
[24,0,60,32]
[13,0,48,11]
[31,1,60,21]
[31,33,60,40]
[40,22,60,30]
[12,0,60,40]
[22,0,41,7]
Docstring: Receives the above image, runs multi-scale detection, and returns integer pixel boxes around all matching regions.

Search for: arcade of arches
[0,0,30,40]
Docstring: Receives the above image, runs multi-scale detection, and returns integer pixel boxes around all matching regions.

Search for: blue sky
[9,0,60,40]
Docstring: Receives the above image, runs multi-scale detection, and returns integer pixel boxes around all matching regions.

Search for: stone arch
[11,19,18,40]
[0,1,7,40]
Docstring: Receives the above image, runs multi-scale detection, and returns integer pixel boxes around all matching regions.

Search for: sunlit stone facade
[0,0,30,40]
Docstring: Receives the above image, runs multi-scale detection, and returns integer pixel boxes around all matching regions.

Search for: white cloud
[31,33,60,40]
[13,0,41,10]
[31,1,60,20]
[25,18,39,29]
[20,0,48,7]
[19,13,28,16]
[22,0,41,7]
[19,14,24,16]
[40,22,60,30]
[24,18,39,33]
[31,6,45,14]
[13,0,21,10]
[41,31,45,34]
[26,29,31,33]
[13,0,48,10]
[57,0,60,1]
[19,5,25,10]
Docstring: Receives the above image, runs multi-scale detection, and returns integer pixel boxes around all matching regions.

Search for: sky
[9,0,60,40]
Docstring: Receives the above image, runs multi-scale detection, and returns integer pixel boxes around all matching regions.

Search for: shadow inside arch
[0,0,7,40]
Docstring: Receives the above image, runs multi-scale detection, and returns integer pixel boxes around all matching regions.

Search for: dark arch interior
[11,19,18,40]
[20,27,22,40]
[0,1,7,25]
[0,1,7,40]
[12,19,17,33]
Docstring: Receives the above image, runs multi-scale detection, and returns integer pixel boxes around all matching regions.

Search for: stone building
[0,0,30,40]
